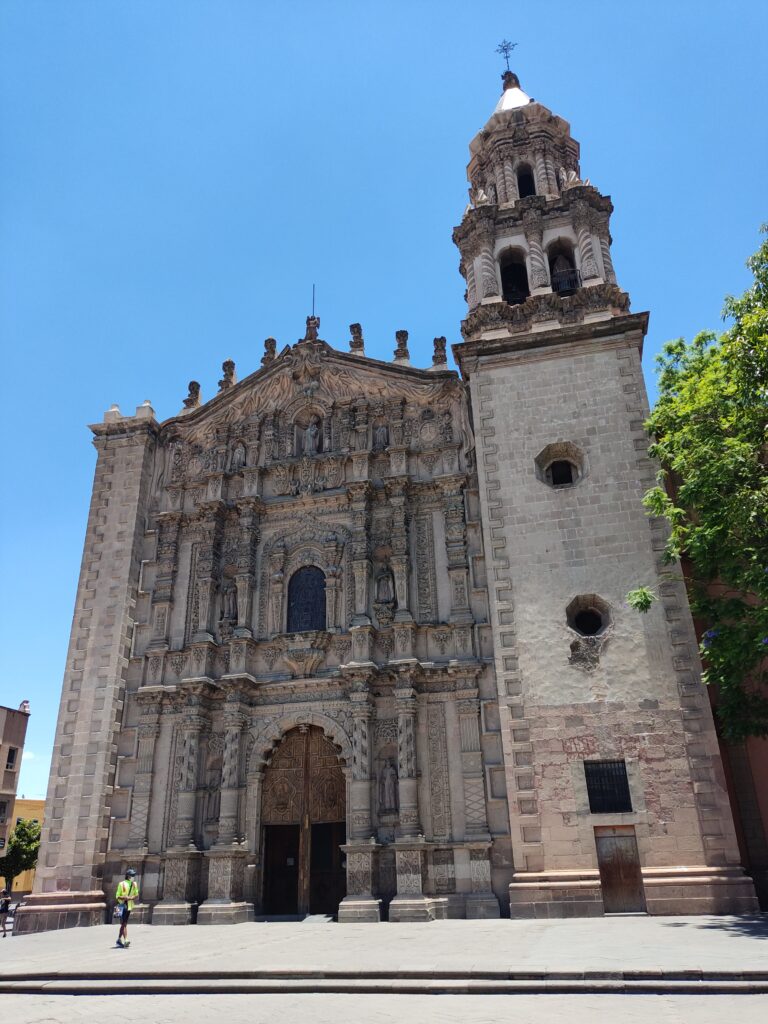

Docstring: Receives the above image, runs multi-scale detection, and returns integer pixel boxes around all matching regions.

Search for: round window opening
[573,608,603,636]
[566,594,611,637]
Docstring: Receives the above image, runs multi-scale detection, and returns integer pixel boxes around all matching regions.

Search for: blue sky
[2,0,766,799]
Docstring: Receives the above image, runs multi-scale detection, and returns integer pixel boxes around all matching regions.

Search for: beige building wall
[10,798,45,893]
[0,703,30,858]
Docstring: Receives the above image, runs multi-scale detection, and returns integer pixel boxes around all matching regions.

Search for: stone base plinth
[389,895,448,922]
[509,865,759,918]
[337,896,382,922]
[465,892,501,919]
[509,870,604,919]
[196,899,255,925]
[13,891,107,934]
[151,900,196,926]
[642,866,759,915]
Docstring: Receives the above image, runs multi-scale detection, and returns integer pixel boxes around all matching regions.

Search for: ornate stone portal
[20,69,757,935]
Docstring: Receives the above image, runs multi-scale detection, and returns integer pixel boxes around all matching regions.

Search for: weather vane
[496,40,517,72]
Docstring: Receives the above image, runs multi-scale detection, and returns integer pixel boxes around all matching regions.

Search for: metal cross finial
[496,40,517,72]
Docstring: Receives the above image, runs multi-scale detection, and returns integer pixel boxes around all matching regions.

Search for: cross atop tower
[495,39,517,72]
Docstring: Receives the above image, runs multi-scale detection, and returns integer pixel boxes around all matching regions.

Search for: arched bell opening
[260,726,347,916]
[516,162,536,198]
[499,247,530,306]
[548,239,581,296]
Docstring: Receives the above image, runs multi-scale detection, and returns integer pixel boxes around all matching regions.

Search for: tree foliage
[627,230,768,739]
[0,817,41,891]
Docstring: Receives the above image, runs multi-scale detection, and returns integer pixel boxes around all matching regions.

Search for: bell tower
[454,71,758,916]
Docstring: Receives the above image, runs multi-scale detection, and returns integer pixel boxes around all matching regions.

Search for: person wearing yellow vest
[115,868,139,948]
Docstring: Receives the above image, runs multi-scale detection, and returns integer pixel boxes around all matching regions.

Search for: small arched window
[286,566,326,633]
[517,164,536,198]
[499,249,530,306]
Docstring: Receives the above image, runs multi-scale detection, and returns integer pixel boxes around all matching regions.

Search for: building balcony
[551,267,581,296]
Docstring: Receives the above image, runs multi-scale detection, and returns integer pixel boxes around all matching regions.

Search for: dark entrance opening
[517,164,536,198]
[594,825,646,913]
[286,566,326,632]
[261,727,347,916]
[499,251,530,306]
[263,824,299,914]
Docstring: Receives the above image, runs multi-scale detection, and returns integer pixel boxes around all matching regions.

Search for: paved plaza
[1,916,767,1022]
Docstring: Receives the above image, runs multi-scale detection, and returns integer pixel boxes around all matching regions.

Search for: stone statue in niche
[374,568,396,625]
[379,759,399,813]
[220,582,238,623]
[302,416,322,455]
[204,755,222,823]
[231,442,246,471]
[374,422,389,450]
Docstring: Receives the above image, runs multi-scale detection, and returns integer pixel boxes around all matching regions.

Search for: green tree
[628,230,768,739]
[0,817,42,891]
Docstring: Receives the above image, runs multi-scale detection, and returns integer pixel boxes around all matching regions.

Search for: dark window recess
[5,748,17,770]
[500,258,530,305]
[574,608,603,635]
[286,566,326,633]
[517,166,536,198]
[584,760,633,813]
[547,460,575,486]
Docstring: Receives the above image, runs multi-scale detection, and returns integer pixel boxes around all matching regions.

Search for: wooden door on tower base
[261,726,347,915]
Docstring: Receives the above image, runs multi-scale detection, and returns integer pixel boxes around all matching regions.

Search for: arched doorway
[261,726,346,916]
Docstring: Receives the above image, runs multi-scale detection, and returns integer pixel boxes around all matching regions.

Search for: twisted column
[574,202,599,280]
[152,511,182,645]
[350,688,374,839]
[523,211,549,290]
[479,244,500,298]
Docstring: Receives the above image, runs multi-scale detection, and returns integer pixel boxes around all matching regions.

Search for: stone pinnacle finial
[349,323,365,355]
[262,337,277,366]
[393,330,410,364]
[502,69,521,91]
[183,381,201,411]
[218,359,236,392]
[432,336,447,366]
[302,315,320,342]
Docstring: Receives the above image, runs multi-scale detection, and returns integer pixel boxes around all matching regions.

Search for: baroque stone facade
[19,69,757,931]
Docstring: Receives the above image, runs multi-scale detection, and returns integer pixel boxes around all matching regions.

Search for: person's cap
[125,868,137,877]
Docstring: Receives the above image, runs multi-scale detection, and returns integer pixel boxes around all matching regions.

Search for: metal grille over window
[286,566,326,633]
[584,760,632,813]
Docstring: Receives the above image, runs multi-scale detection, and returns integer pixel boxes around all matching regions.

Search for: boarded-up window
[584,760,632,813]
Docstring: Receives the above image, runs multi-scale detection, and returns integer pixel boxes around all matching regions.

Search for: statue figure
[262,337,277,366]
[183,381,201,410]
[204,757,222,822]
[304,315,320,342]
[472,186,490,206]
[220,582,238,623]
[303,416,321,455]
[231,442,246,471]
[376,569,395,604]
[374,422,389,449]
[379,759,399,813]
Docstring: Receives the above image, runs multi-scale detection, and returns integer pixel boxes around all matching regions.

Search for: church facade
[18,71,757,931]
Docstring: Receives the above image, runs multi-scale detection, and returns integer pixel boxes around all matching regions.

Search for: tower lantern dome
[453,72,628,342]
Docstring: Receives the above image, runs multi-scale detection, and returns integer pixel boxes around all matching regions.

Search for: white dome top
[494,84,531,112]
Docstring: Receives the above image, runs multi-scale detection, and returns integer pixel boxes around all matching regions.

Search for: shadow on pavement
[662,916,768,939]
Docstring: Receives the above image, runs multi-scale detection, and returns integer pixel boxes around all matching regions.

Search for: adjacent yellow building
[9,797,44,894]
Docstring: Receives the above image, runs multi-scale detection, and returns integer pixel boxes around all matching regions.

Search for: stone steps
[2,970,767,996]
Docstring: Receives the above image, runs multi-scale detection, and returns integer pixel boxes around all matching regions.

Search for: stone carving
[303,315,320,342]
[373,568,396,626]
[349,323,364,354]
[262,337,277,365]
[218,360,236,392]
[432,337,446,370]
[378,758,399,813]
[230,441,246,471]
[219,581,238,624]
[183,381,201,411]
[373,421,389,450]
[414,514,438,622]
[395,850,422,893]
[433,848,456,894]
[394,330,409,361]
[470,849,492,892]
[427,704,452,841]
